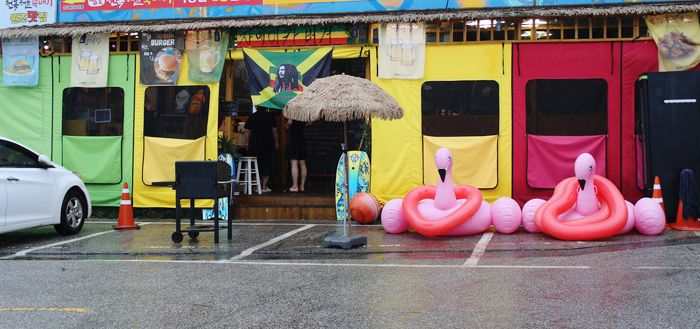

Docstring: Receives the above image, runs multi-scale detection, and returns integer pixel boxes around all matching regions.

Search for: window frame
[525,78,609,136]
[62,87,126,137]
[421,80,500,137]
[143,85,211,140]
[0,141,40,168]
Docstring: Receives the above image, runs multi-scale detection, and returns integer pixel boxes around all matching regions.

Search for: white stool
[236,156,262,195]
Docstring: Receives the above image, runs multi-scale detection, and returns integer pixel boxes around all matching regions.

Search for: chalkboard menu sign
[304,121,343,176]
[304,119,370,176]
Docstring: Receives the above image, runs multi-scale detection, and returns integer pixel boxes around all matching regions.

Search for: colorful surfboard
[335,151,370,221]
[202,153,235,221]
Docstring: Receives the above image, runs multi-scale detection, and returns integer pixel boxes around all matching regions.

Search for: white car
[0,137,91,235]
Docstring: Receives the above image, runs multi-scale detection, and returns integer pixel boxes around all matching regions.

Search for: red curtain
[527,135,607,189]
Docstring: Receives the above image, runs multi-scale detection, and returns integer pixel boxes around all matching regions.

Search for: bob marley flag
[645,13,700,72]
[243,47,332,110]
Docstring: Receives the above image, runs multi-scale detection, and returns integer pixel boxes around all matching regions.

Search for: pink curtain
[527,135,607,189]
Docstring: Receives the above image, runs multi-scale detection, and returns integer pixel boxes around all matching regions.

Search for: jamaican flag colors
[243,47,332,110]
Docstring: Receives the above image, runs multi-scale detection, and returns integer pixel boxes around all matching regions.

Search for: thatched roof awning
[0,2,698,38]
[284,74,403,123]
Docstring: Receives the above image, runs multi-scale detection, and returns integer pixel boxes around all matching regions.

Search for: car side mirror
[37,154,54,169]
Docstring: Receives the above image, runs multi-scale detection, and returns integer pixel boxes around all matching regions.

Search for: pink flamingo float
[522,153,665,240]
[381,148,521,236]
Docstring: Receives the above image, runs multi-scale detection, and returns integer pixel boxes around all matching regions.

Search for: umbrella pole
[322,121,367,249]
[343,122,350,237]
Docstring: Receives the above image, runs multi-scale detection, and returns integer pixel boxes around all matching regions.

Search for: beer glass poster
[71,34,109,87]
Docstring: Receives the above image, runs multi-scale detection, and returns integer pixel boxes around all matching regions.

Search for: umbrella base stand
[323,234,367,249]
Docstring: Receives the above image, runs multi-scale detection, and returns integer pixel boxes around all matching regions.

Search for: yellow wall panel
[370,44,512,203]
[133,54,219,208]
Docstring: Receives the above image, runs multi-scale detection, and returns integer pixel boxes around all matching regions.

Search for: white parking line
[635,266,700,270]
[463,232,494,267]
[88,259,592,269]
[230,224,316,261]
[87,221,380,227]
[0,230,116,259]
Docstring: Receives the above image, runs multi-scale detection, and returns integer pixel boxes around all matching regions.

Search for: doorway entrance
[223,57,370,195]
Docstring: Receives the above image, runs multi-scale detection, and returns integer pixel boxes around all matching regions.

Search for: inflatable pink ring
[403,185,483,237]
[538,175,627,241]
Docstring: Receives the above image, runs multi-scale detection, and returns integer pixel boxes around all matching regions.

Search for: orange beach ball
[349,193,382,224]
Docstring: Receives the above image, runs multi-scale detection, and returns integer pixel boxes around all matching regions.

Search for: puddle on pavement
[2,222,699,263]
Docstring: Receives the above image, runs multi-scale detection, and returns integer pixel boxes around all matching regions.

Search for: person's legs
[300,160,307,192]
[257,151,273,193]
[261,176,271,192]
[290,159,299,192]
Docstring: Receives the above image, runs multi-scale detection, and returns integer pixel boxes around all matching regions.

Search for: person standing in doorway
[286,118,307,192]
[244,107,278,193]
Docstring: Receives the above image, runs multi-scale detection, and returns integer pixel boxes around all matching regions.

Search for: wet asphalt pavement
[0,220,698,328]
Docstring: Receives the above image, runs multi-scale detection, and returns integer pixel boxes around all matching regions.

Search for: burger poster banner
[186,30,228,83]
[140,32,184,85]
[2,37,39,86]
[71,33,109,87]
[378,22,425,79]
[645,13,700,72]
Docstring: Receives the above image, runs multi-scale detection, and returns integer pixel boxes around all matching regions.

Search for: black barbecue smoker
[171,160,234,243]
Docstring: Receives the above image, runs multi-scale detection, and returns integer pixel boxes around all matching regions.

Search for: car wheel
[54,191,86,236]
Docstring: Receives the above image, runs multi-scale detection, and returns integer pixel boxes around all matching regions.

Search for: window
[144,86,210,139]
[526,79,607,135]
[422,81,499,136]
[0,141,38,168]
[63,88,125,136]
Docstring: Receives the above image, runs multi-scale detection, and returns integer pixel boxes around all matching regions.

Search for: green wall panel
[53,54,136,206]
[0,57,53,156]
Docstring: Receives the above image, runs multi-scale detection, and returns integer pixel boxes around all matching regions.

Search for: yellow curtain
[423,135,498,188]
[370,44,512,203]
[133,54,219,208]
[142,136,205,185]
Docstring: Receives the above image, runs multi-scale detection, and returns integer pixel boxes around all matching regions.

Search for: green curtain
[62,136,122,184]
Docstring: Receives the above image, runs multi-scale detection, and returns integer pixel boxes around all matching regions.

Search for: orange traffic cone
[652,176,664,212]
[670,200,700,231]
[114,183,140,230]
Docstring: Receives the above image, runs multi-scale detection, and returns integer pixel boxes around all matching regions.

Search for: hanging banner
[2,37,39,86]
[186,30,228,83]
[1,0,56,28]
[61,1,677,24]
[243,47,332,110]
[139,32,184,85]
[645,13,700,72]
[233,25,356,47]
[378,22,425,79]
[70,33,109,87]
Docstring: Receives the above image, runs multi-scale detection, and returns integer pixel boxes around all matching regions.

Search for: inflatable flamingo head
[574,153,596,190]
[434,148,453,182]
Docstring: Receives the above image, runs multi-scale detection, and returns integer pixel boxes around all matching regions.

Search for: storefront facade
[0,1,697,214]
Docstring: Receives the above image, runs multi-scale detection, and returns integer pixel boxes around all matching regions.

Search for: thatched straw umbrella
[284,74,403,249]
[283,74,403,122]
